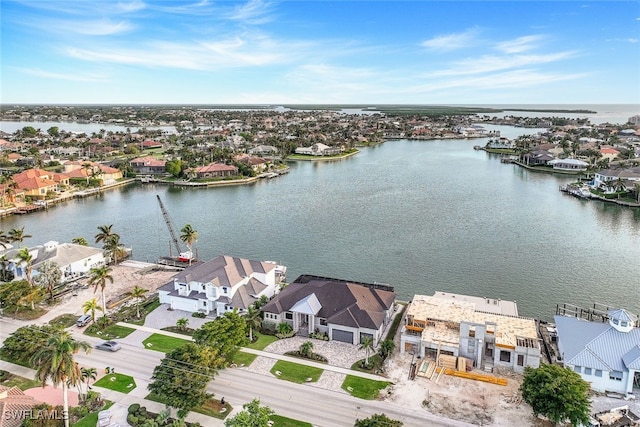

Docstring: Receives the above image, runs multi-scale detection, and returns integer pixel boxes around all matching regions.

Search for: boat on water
[560,184,592,199]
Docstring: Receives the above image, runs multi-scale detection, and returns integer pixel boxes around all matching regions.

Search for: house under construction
[400,292,541,374]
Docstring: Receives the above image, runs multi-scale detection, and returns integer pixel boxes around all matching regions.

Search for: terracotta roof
[194,163,237,173]
[0,385,40,427]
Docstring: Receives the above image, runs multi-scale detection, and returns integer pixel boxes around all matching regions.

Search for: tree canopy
[354,413,403,427]
[1,324,63,366]
[148,342,224,419]
[520,364,591,426]
[224,399,274,427]
[193,310,247,364]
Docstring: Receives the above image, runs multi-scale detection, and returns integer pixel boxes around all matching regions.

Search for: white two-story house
[158,255,282,316]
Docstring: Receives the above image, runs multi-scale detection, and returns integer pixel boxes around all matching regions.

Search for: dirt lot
[32,260,178,325]
[381,351,548,426]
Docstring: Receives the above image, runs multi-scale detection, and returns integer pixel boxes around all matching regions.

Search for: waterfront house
[547,158,589,172]
[554,309,640,395]
[189,163,238,179]
[63,161,123,185]
[400,292,541,373]
[158,255,281,316]
[2,241,105,283]
[12,169,69,200]
[519,150,555,166]
[592,167,640,192]
[130,157,167,175]
[485,137,516,150]
[260,274,396,345]
[600,147,621,162]
[294,143,341,156]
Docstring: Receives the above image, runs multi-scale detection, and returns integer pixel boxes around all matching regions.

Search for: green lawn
[244,332,278,350]
[72,401,113,427]
[270,360,323,384]
[146,393,232,420]
[341,375,390,400]
[84,324,136,339]
[49,313,79,328]
[142,333,190,353]
[270,414,313,427]
[93,373,137,394]
[0,371,41,390]
[123,298,161,325]
[232,351,257,367]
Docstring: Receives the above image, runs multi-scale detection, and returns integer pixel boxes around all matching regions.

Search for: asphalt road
[1,318,469,427]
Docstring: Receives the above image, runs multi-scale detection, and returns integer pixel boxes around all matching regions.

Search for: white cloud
[421,28,480,51]
[19,68,106,82]
[429,51,578,77]
[495,35,545,54]
[64,34,307,70]
[116,1,146,13]
[64,20,134,36]
[226,0,275,24]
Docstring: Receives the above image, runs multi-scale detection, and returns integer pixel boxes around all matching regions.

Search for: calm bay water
[2,127,639,320]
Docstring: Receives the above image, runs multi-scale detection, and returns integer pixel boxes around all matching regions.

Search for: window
[517,355,524,366]
[203,301,207,306]
[285,312,293,320]
[222,287,228,293]
[574,366,581,373]
[609,371,623,381]
[595,370,603,377]
[621,321,628,327]
[584,368,592,375]
[499,351,511,363]
[319,318,327,326]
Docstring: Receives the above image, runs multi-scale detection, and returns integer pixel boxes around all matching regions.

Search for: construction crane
[156,195,192,262]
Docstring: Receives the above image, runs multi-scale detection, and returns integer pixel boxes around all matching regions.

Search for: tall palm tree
[88,266,113,314]
[127,285,148,318]
[95,224,119,246]
[82,298,103,322]
[31,331,91,427]
[16,247,34,287]
[180,224,198,261]
[245,306,262,343]
[9,226,31,247]
[359,336,375,366]
[103,234,125,265]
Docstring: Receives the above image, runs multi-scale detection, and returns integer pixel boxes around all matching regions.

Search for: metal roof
[555,315,640,372]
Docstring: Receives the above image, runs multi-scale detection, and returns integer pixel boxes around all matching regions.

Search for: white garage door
[171,298,197,312]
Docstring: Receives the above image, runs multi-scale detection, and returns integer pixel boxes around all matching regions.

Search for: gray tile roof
[262,275,395,330]
[167,255,275,288]
[555,315,640,371]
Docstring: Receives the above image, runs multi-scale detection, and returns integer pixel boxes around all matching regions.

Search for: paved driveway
[143,304,211,330]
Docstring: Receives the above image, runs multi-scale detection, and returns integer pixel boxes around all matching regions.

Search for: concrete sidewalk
[117,321,388,381]
[0,359,224,426]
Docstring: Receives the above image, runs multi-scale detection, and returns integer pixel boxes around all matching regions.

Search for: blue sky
[1,0,639,104]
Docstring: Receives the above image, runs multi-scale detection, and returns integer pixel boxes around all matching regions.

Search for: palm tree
[103,234,125,265]
[81,163,93,186]
[72,237,88,246]
[95,224,119,246]
[0,254,10,281]
[9,226,31,247]
[299,341,314,358]
[176,317,189,331]
[127,285,148,318]
[82,298,103,322]
[359,336,375,366]
[88,266,113,314]
[31,331,91,427]
[244,306,262,343]
[17,247,34,287]
[180,224,198,263]
[80,367,97,398]
[378,339,396,361]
